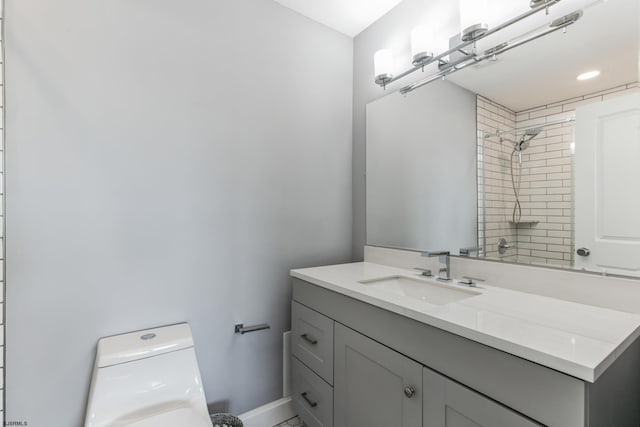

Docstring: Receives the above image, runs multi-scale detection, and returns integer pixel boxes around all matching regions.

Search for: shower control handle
[498,238,510,255]
[577,247,591,257]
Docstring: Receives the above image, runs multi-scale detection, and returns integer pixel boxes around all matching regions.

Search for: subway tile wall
[478,82,639,268]
[477,97,518,261]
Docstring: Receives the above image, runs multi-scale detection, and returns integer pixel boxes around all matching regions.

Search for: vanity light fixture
[374,49,394,88]
[411,26,434,66]
[460,0,489,42]
[373,0,562,90]
[577,70,601,81]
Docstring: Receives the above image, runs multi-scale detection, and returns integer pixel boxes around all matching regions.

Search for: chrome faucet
[421,250,451,281]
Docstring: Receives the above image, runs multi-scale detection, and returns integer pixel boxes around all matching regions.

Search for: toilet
[84,323,213,427]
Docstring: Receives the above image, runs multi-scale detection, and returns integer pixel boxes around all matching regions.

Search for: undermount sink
[358,275,480,305]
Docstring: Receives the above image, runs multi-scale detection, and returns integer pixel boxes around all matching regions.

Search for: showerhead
[514,127,542,151]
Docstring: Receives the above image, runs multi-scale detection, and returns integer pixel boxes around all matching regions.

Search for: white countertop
[291,262,640,382]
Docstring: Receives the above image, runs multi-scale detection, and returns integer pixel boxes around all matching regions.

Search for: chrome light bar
[376,0,561,89]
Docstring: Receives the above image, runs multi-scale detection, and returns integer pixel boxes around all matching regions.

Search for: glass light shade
[411,26,434,65]
[460,0,489,41]
[435,36,451,63]
[374,49,394,85]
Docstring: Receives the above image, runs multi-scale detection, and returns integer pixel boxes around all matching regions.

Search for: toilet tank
[84,323,210,427]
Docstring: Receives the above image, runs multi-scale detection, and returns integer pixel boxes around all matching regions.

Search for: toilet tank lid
[96,323,195,368]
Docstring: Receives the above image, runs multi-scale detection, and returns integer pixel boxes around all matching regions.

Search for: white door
[575,93,640,275]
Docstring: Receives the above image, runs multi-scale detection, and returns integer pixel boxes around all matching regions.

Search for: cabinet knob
[404,386,416,398]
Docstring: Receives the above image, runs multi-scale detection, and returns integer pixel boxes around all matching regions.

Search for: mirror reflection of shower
[508,128,542,224]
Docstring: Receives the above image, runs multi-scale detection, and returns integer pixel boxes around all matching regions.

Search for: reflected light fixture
[577,70,601,81]
[460,0,489,42]
[374,49,394,87]
[411,26,434,66]
[372,0,570,92]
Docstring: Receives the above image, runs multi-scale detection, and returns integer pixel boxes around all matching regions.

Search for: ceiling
[272,0,404,37]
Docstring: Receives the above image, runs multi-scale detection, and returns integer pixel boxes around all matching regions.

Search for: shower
[510,128,542,224]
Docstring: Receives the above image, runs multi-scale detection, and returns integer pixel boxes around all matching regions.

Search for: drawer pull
[301,333,318,345]
[301,391,318,408]
[404,387,416,398]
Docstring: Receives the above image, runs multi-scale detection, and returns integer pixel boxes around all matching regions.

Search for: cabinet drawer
[292,356,334,427]
[292,301,334,384]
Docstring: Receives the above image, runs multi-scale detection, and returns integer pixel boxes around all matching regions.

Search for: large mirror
[366,0,640,276]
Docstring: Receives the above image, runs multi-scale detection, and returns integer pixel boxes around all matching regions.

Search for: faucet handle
[413,268,433,277]
[421,250,450,257]
[460,247,482,257]
[459,276,485,287]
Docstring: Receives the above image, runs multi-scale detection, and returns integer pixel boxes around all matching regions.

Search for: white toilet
[84,323,213,427]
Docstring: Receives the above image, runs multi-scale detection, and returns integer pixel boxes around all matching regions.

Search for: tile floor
[274,415,303,426]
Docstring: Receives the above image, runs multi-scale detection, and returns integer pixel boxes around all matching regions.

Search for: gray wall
[5,1,352,425]
[352,0,460,260]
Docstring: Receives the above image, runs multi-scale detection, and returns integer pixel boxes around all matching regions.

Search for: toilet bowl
[84,323,213,427]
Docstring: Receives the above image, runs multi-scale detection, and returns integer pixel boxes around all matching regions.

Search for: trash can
[210,413,243,427]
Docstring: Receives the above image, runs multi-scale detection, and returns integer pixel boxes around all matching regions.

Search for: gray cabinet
[334,323,422,427]
[423,368,540,427]
[292,277,640,427]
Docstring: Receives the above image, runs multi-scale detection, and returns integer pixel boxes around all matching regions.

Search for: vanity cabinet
[291,277,640,427]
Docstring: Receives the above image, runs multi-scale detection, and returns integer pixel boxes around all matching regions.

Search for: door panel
[575,93,640,275]
[334,323,422,427]
[423,368,541,427]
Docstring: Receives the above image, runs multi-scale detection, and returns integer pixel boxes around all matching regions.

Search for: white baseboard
[238,397,295,427]
[283,331,292,397]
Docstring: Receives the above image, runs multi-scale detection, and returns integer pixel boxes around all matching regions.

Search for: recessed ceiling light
[577,70,601,81]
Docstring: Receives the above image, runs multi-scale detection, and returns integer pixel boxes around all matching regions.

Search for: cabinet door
[334,323,422,427]
[423,368,542,427]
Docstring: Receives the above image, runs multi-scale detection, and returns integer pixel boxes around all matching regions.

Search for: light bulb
[411,26,434,66]
[577,70,601,81]
[460,0,489,41]
[374,49,394,86]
